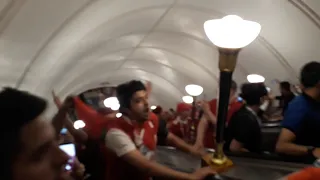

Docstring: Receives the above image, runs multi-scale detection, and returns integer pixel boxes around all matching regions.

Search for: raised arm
[105,129,215,179]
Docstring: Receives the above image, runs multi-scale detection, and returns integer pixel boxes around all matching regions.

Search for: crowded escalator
[1,1,320,179]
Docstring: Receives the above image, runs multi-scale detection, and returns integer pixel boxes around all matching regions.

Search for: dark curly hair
[116,80,146,111]
[240,83,268,106]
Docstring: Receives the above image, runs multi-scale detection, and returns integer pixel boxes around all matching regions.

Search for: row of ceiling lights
[74,15,263,130]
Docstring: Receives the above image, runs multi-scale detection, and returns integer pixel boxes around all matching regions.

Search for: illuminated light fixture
[204,15,261,49]
[73,120,86,129]
[185,84,203,97]
[247,74,265,83]
[204,15,261,169]
[116,113,122,118]
[111,103,120,111]
[103,97,119,108]
[150,105,157,110]
[182,95,193,104]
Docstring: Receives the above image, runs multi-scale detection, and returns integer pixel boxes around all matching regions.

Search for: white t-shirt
[105,129,137,157]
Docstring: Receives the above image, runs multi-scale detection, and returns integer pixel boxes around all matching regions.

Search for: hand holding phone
[59,143,76,171]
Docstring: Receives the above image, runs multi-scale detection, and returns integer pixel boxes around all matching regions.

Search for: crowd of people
[0,61,319,180]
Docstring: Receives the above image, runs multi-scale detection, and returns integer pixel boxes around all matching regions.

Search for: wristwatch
[307,146,316,157]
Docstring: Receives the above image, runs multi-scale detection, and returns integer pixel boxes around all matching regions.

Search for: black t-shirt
[225,106,262,153]
[157,117,169,146]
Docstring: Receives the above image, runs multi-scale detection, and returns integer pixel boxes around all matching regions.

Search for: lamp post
[185,84,203,144]
[185,84,204,121]
[203,15,261,169]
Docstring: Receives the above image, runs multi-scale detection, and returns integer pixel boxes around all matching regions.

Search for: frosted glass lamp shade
[74,120,86,129]
[116,113,122,118]
[182,95,194,104]
[103,97,119,108]
[247,74,265,83]
[204,15,261,48]
[111,103,120,111]
[185,84,203,96]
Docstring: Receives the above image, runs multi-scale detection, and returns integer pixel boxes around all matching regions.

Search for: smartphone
[59,143,76,171]
[237,96,243,102]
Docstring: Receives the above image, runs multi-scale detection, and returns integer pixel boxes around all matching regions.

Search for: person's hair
[300,61,320,88]
[152,106,163,115]
[116,80,146,112]
[231,80,237,90]
[240,83,268,106]
[280,81,291,91]
[0,88,47,179]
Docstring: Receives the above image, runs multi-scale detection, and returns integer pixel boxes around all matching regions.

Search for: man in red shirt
[194,80,243,149]
[104,80,215,180]
[169,102,196,144]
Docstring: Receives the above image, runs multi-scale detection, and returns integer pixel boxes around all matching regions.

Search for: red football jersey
[104,115,158,180]
[203,98,243,148]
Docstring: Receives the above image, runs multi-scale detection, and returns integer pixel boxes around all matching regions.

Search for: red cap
[176,103,192,114]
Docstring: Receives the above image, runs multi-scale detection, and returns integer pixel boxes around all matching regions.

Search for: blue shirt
[282,94,320,147]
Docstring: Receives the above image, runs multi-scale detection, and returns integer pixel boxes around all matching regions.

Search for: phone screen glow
[59,143,76,157]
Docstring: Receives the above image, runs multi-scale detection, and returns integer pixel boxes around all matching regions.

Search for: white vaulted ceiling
[1,0,320,116]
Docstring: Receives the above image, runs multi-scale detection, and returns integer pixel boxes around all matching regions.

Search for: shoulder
[286,95,309,112]
[231,108,254,123]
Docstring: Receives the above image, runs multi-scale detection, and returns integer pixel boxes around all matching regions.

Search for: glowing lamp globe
[182,95,194,104]
[111,103,120,111]
[116,113,122,118]
[204,15,261,48]
[150,105,156,110]
[247,74,265,83]
[103,97,119,108]
[185,84,203,97]
[74,120,86,129]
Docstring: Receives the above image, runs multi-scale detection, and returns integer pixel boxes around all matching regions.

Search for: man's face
[130,90,149,122]
[12,116,69,180]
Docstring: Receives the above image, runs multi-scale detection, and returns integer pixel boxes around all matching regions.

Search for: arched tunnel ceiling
[1,0,320,117]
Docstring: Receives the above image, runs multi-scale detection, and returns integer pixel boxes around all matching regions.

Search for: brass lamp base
[202,143,233,173]
[202,154,233,173]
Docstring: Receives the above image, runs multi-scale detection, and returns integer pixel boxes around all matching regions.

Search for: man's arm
[230,139,249,152]
[157,117,203,156]
[167,132,205,156]
[106,129,214,179]
[51,96,73,138]
[194,116,209,149]
[52,92,88,143]
[275,101,312,156]
[276,128,309,156]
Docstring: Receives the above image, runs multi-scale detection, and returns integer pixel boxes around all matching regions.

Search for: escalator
[155,146,309,180]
